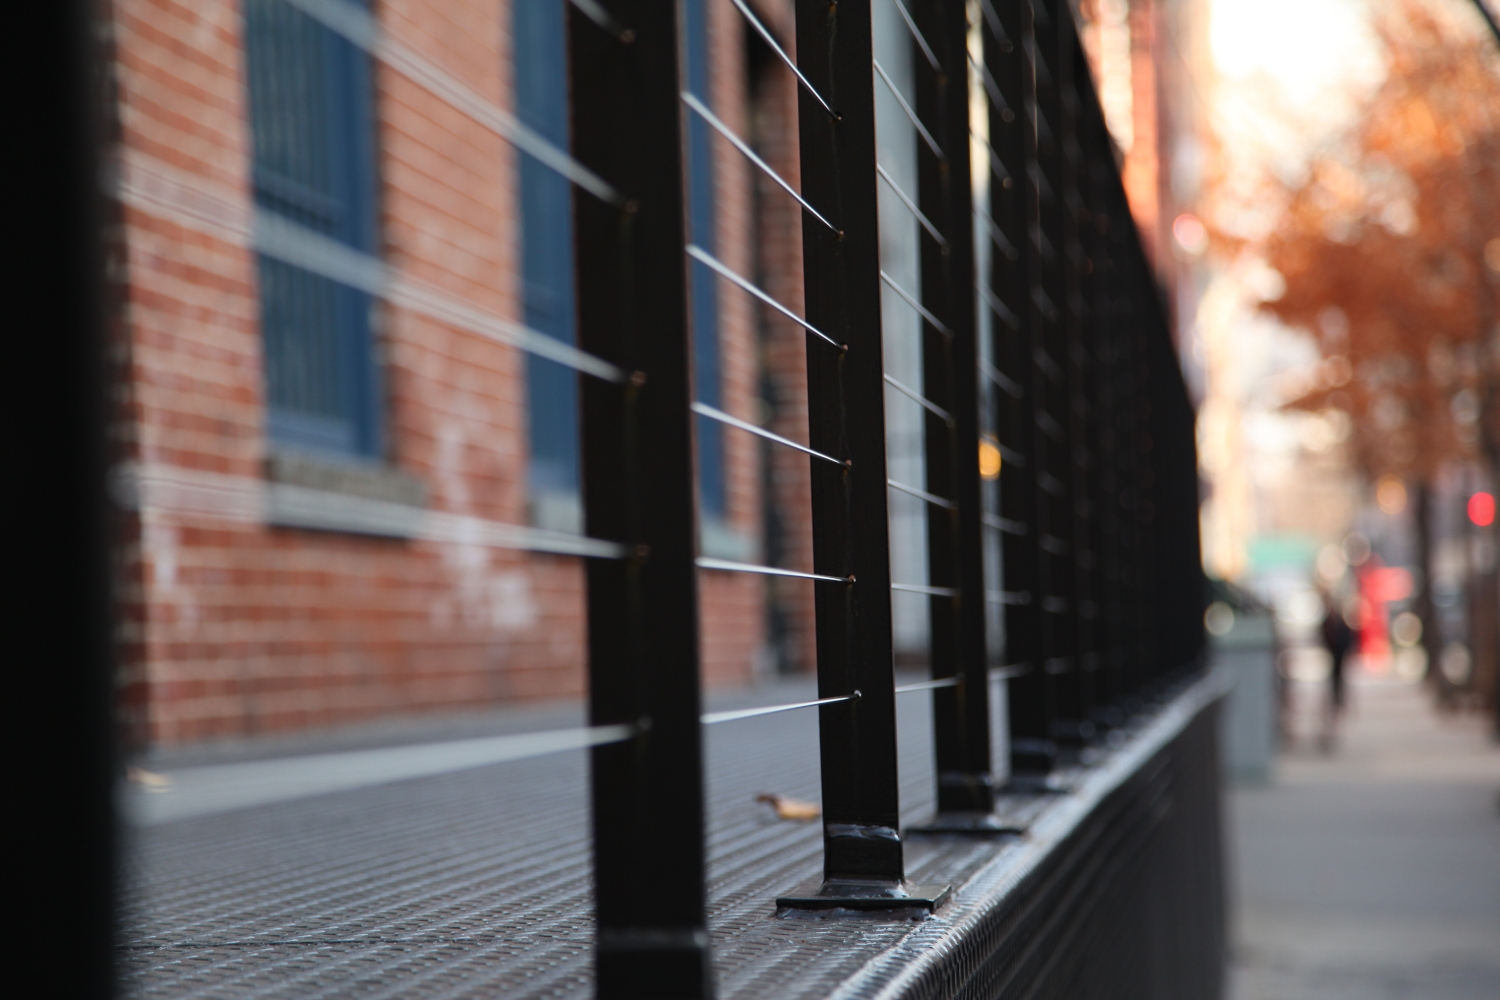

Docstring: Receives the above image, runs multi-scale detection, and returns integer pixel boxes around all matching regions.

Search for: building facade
[104,0,813,745]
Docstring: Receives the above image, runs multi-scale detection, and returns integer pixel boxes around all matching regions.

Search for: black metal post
[987,0,1059,783]
[1057,16,1104,737]
[1079,79,1128,720]
[1128,256,1163,691]
[905,0,1005,833]
[780,0,948,911]
[7,2,117,997]
[568,3,713,993]
[1029,0,1089,749]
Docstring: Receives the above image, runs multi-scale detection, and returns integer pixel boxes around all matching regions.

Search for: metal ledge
[121,672,1226,998]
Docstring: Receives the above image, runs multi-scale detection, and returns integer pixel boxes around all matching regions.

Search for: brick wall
[105,0,780,746]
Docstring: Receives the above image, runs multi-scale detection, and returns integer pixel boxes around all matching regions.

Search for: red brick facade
[104,0,810,745]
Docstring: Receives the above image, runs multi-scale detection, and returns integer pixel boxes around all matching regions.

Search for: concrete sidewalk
[1228,673,1500,999]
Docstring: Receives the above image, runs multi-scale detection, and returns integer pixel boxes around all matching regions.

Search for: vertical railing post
[568,3,713,994]
[906,0,1004,832]
[779,0,949,911]
[10,2,118,994]
[993,0,1060,783]
[1079,81,1128,722]
[1030,0,1090,749]
[1058,16,1103,736]
[973,0,1056,785]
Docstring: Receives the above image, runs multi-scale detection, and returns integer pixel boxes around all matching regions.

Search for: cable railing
[227,0,1209,992]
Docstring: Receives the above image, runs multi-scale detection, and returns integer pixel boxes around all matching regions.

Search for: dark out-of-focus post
[4,1,118,996]
[569,1,713,994]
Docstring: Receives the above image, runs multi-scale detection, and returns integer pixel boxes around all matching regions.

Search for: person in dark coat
[1320,591,1355,744]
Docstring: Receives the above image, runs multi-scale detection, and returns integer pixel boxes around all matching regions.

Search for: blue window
[514,0,583,533]
[683,0,726,522]
[244,0,382,458]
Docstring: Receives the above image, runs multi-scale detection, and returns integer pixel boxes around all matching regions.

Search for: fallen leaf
[127,766,175,793]
[755,792,820,821]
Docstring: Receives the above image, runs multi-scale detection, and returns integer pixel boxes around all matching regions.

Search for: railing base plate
[1000,774,1069,796]
[776,878,952,913]
[908,811,1025,836]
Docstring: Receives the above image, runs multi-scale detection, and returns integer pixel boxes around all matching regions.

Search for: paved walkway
[1228,673,1500,1000]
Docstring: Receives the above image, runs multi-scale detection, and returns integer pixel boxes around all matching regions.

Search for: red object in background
[1468,491,1495,526]
[1355,562,1414,662]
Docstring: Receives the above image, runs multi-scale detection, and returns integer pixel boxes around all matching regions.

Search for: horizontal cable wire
[728,0,836,117]
[1034,346,1064,382]
[888,478,956,509]
[981,359,1023,399]
[392,282,629,384]
[253,211,629,383]
[891,0,940,71]
[880,270,952,336]
[702,692,858,725]
[975,208,1019,260]
[873,58,943,158]
[430,518,627,560]
[892,582,957,597]
[979,0,1006,39]
[894,676,961,694]
[682,92,837,233]
[568,0,632,41]
[876,164,948,248]
[969,52,1009,115]
[983,512,1029,535]
[988,663,1030,681]
[692,401,843,466]
[986,589,1032,605]
[453,722,638,758]
[976,133,1012,188]
[997,442,1025,467]
[979,279,1021,330]
[696,557,849,584]
[1032,284,1060,321]
[884,372,954,424]
[687,244,842,349]
[280,0,622,206]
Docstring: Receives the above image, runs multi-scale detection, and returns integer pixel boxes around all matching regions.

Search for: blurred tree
[1251,0,1500,708]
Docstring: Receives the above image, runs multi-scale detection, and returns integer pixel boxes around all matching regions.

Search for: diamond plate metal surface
[121,679,1221,999]
[123,691,958,998]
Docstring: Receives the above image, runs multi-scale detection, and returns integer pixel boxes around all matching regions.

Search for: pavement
[1227,672,1500,1000]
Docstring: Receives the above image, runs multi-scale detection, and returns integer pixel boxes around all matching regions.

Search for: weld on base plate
[776,879,953,913]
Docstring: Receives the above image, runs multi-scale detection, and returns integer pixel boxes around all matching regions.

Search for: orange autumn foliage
[1262,0,1500,482]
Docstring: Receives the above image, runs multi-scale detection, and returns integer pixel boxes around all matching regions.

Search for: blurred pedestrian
[1319,591,1355,747]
